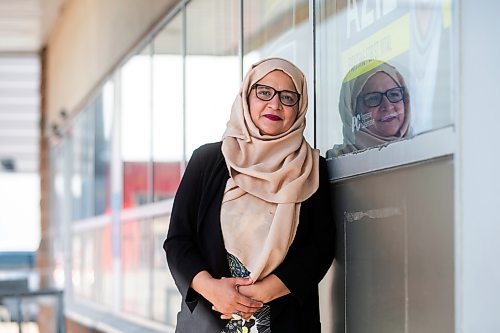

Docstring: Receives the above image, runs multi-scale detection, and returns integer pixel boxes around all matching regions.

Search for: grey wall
[328,157,454,333]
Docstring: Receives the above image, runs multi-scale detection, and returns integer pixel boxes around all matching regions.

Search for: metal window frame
[327,126,456,182]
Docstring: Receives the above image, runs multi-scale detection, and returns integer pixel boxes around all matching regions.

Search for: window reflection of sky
[120,55,239,162]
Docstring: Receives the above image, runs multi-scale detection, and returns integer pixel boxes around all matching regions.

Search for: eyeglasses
[359,87,404,107]
[252,84,300,106]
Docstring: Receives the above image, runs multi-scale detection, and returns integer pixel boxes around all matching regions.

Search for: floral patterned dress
[220,253,271,333]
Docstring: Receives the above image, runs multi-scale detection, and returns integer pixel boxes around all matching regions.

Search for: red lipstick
[263,114,282,121]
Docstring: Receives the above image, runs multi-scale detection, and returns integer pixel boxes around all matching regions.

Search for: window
[316,0,454,157]
[121,218,152,318]
[94,83,113,214]
[70,108,93,220]
[152,14,184,202]
[243,0,314,141]
[185,0,240,159]
[121,45,153,208]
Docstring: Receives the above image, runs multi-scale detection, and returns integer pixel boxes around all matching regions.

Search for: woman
[327,59,412,157]
[164,57,335,333]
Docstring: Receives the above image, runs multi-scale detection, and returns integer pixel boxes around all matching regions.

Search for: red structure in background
[122,161,182,209]
[110,161,182,272]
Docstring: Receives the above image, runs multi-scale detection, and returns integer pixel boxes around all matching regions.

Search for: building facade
[40,0,500,332]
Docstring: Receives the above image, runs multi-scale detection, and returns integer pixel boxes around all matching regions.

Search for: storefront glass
[185,0,240,159]
[94,84,113,214]
[243,0,314,141]
[316,0,454,156]
[152,13,183,201]
[121,45,153,208]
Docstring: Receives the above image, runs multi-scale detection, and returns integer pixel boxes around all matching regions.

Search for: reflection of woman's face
[248,70,299,136]
[357,72,405,137]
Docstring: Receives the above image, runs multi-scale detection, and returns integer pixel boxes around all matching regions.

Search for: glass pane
[70,109,94,220]
[152,13,183,201]
[94,82,113,214]
[122,219,151,318]
[98,224,113,307]
[71,234,82,298]
[185,0,240,160]
[81,231,97,301]
[243,0,314,141]
[316,0,454,156]
[121,45,152,208]
[152,215,181,325]
[49,144,66,289]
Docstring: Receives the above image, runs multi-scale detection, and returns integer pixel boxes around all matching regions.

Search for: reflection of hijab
[221,57,319,281]
[328,60,411,157]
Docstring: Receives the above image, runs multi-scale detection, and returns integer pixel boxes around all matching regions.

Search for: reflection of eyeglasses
[252,84,300,106]
[359,87,404,107]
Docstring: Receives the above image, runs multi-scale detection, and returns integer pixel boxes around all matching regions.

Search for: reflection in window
[316,0,454,156]
[326,60,411,157]
[185,0,240,160]
[121,45,152,208]
[152,13,183,201]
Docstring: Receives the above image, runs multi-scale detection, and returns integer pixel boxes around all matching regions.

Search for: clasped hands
[209,276,264,320]
[192,271,290,320]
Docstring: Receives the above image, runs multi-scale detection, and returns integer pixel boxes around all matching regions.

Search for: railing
[0,288,65,333]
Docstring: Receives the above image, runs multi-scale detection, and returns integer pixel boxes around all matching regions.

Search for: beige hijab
[328,59,412,157]
[221,58,319,282]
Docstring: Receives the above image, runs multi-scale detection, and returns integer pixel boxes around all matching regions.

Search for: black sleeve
[272,157,336,303]
[163,147,209,312]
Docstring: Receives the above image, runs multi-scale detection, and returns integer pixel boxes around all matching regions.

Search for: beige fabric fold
[220,57,319,281]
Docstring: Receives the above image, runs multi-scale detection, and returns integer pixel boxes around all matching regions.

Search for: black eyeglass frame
[251,84,301,107]
[359,86,405,108]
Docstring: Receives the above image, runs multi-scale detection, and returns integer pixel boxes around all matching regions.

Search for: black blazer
[164,142,335,333]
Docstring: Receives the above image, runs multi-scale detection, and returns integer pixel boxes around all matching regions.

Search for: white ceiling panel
[0,56,39,173]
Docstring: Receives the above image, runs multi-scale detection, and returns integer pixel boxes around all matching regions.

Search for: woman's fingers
[213,305,253,320]
[234,298,262,313]
[207,276,263,317]
[214,300,260,315]
[232,276,253,286]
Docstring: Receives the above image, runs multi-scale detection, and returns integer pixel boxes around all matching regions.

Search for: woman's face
[357,72,405,137]
[248,70,299,136]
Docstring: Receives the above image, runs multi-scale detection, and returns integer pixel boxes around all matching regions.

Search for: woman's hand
[191,271,263,319]
[238,274,290,304]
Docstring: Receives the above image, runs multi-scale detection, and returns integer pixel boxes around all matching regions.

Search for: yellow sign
[342,14,410,81]
[443,0,452,28]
